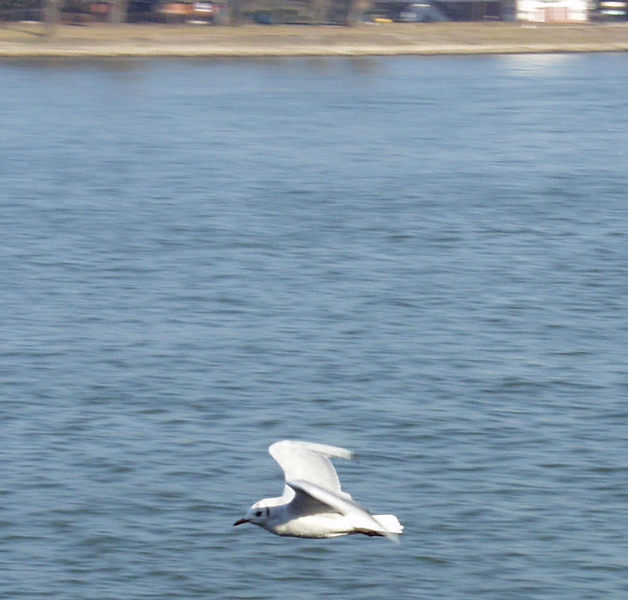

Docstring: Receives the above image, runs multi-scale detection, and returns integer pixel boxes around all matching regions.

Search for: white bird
[233,440,403,542]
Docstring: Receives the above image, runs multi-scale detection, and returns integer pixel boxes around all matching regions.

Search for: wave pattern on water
[1,55,628,600]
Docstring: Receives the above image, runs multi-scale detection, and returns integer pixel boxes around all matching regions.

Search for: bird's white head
[233,501,272,529]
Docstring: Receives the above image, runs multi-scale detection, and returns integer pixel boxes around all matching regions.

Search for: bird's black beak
[233,518,250,526]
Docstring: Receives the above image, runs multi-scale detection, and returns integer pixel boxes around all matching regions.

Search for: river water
[1,53,627,599]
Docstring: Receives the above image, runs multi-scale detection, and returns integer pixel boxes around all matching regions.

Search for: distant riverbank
[1,22,628,58]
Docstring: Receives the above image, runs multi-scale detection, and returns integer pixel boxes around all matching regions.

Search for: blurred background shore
[1,22,628,56]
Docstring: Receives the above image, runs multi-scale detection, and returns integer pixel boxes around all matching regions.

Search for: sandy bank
[1,22,628,58]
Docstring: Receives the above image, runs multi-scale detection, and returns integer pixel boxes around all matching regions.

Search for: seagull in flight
[233,440,403,542]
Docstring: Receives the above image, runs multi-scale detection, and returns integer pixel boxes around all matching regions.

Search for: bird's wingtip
[270,440,353,461]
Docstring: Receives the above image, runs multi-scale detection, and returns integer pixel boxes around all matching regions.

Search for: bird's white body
[266,510,350,539]
[234,440,403,542]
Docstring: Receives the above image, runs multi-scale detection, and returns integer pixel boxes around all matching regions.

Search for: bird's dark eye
[255,510,262,517]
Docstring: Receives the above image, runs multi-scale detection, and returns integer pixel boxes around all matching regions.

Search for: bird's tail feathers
[373,514,404,536]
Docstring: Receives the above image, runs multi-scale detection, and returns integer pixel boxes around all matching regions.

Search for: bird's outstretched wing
[269,440,353,496]
[286,479,400,542]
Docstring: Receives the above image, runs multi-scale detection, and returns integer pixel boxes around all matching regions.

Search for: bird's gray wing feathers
[286,479,399,541]
[269,440,353,495]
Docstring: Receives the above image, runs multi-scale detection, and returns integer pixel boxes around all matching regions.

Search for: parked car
[399,1,449,21]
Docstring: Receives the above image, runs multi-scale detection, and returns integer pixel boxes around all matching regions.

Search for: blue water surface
[1,53,627,599]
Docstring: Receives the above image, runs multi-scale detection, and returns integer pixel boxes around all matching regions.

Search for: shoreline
[2,22,628,58]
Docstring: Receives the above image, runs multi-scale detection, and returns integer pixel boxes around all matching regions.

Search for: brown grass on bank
[1,22,628,57]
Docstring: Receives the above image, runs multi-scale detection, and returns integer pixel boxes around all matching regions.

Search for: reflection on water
[500,52,575,76]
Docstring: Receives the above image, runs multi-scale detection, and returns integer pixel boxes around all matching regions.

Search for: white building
[517,0,589,21]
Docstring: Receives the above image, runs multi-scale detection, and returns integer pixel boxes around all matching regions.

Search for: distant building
[373,0,616,20]
[516,0,589,21]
